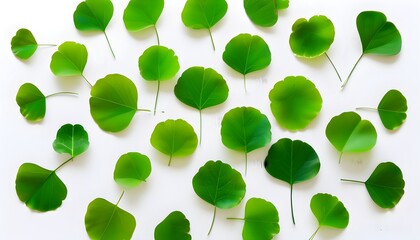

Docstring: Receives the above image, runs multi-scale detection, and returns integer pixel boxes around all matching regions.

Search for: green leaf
[342,162,405,209]
[16,83,46,122]
[11,28,38,60]
[114,152,152,188]
[264,138,320,224]
[377,89,408,130]
[221,107,271,173]
[243,0,287,27]
[222,34,271,90]
[150,119,198,166]
[53,124,89,158]
[174,66,229,143]
[309,193,349,240]
[192,160,246,234]
[276,0,289,10]
[85,198,136,240]
[90,74,138,132]
[289,15,335,58]
[325,111,377,162]
[15,163,67,212]
[269,76,322,131]
[50,41,88,82]
[154,211,191,240]
[181,0,228,50]
[123,0,164,31]
[73,0,115,57]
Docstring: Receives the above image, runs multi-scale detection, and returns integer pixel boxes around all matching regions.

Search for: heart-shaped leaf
[154,211,191,240]
[221,106,271,174]
[244,0,288,27]
[181,0,228,50]
[16,83,46,122]
[11,28,38,60]
[269,76,322,131]
[309,193,349,240]
[342,162,405,209]
[264,138,320,224]
[73,0,115,57]
[150,119,198,166]
[90,74,139,132]
[113,152,152,188]
[15,163,67,212]
[377,89,408,130]
[326,111,377,162]
[192,160,246,235]
[174,66,229,143]
[53,124,89,158]
[85,198,136,240]
[222,34,271,90]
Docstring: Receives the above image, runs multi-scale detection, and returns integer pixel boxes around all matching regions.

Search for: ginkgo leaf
[221,106,271,174]
[309,193,349,240]
[174,66,229,143]
[181,0,228,50]
[53,124,89,158]
[192,160,246,235]
[90,74,139,133]
[269,76,322,131]
[11,28,41,60]
[264,138,320,224]
[276,0,289,10]
[154,211,191,240]
[114,152,152,188]
[73,0,115,57]
[85,197,136,240]
[16,83,46,122]
[244,0,288,27]
[342,162,405,209]
[15,163,67,212]
[150,119,198,166]
[222,34,271,90]
[325,111,377,162]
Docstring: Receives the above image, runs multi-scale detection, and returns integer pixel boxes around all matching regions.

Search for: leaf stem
[309,226,321,240]
[208,28,215,51]
[154,81,160,116]
[356,107,378,112]
[341,53,364,90]
[245,152,248,176]
[339,152,343,164]
[325,52,342,82]
[154,25,160,46]
[81,74,93,88]
[243,74,247,93]
[54,157,74,172]
[341,179,365,184]
[137,108,151,112]
[103,31,116,59]
[208,206,217,235]
[38,44,57,47]
[45,92,78,98]
[116,190,125,206]
[226,217,245,221]
[290,184,296,225]
[199,110,203,145]
[168,154,173,167]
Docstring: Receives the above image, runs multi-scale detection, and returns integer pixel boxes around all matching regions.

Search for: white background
[1,0,419,239]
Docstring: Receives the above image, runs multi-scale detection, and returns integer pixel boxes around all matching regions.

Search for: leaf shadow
[317,227,346,239]
[367,54,400,64]
[52,76,86,90]
[295,55,328,69]
[122,182,150,207]
[126,27,157,43]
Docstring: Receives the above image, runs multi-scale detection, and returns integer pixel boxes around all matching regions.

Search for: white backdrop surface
[1,0,419,239]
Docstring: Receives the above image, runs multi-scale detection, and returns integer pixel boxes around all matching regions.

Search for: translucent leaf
[114,152,152,188]
[11,28,38,60]
[50,41,88,77]
[15,83,46,122]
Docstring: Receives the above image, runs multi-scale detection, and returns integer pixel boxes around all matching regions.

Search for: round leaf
[90,74,138,132]
[192,160,246,209]
[150,119,198,166]
[243,0,278,27]
[50,41,88,77]
[289,15,335,58]
[53,124,89,158]
[174,66,229,110]
[16,83,46,122]
[11,28,38,60]
[181,0,227,29]
[326,111,377,154]
[113,152,152,188]
[154,211,191,240]
[138,45,180,81]
[269,76,323,130]
[123,0,164,31]
[15,163,67,212]
[73,0,113,32]
[242,198,280,240]
[85,198,136,240]
[357,11,402,55]
[310,193,349,229]
[276,0,289,10]
[377,89,407,130]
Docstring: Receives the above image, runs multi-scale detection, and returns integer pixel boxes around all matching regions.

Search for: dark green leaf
[53,124,89,158]
[50,41,88,77]
[73,0,113,31]
[242,198,280,240]
[11,28,38,60]
[16,83,46,122]
[114,152,152,188]
[377,89,407,130]
[123,0,164,31]
[154,211,191,240]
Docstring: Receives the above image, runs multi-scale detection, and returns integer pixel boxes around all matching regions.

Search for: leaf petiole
[168,154,173,167]
[81,74,93,88]
[244,152,248,176]
[341,53,364,90]
[54,157,74,172]
[324,52,342,82]
[208,206,217,235]
[199,110,203,145]
[37,44,57,47]
[153,25,160,45]
[45,92,78,98]
[290,184,296,224]
[103,31,116,59]
[137,108,151,112]
[309,226,321,240]
[116,190,125,206]
[208,28,215,51]
[356,107,377,112]
[243,74,247,93]
[226,217,244,221]
[341,179,365,184]
[154,81,160,115]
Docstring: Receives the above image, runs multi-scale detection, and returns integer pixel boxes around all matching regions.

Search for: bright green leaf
[123,0,164,31]
[181,0,228,50]
[222,34,271,90]
[11,28,38,60]
[154,211,191,240]
[264,138,320,224]
[50,41,88,80]
[114,152,152,188]
[325,111,377,162]
[244,0,288,27]
[150,119,198,166]
[377,89,407,130]
[276,0,289,10]
[309,193,349,240]
[85,198,136,240]
[269,76,322,131]
[16,83,46,122]
[53,124,89,158]
[15,163,67,212]
[192,160,246,234]
[90,74,138,133]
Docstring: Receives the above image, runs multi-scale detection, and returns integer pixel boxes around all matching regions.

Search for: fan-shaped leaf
[90,74,138,132]
[269,76,322,131]
[244,0,288,27]
[16,83,46,122]
[123,0,164,32]
[114,152,152,188]
[377,89,407,130]
[276,0,289,10]
[53,124,89,158]
[50,41,88,78]
[154,211,191,240]
[11,28,38,60]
